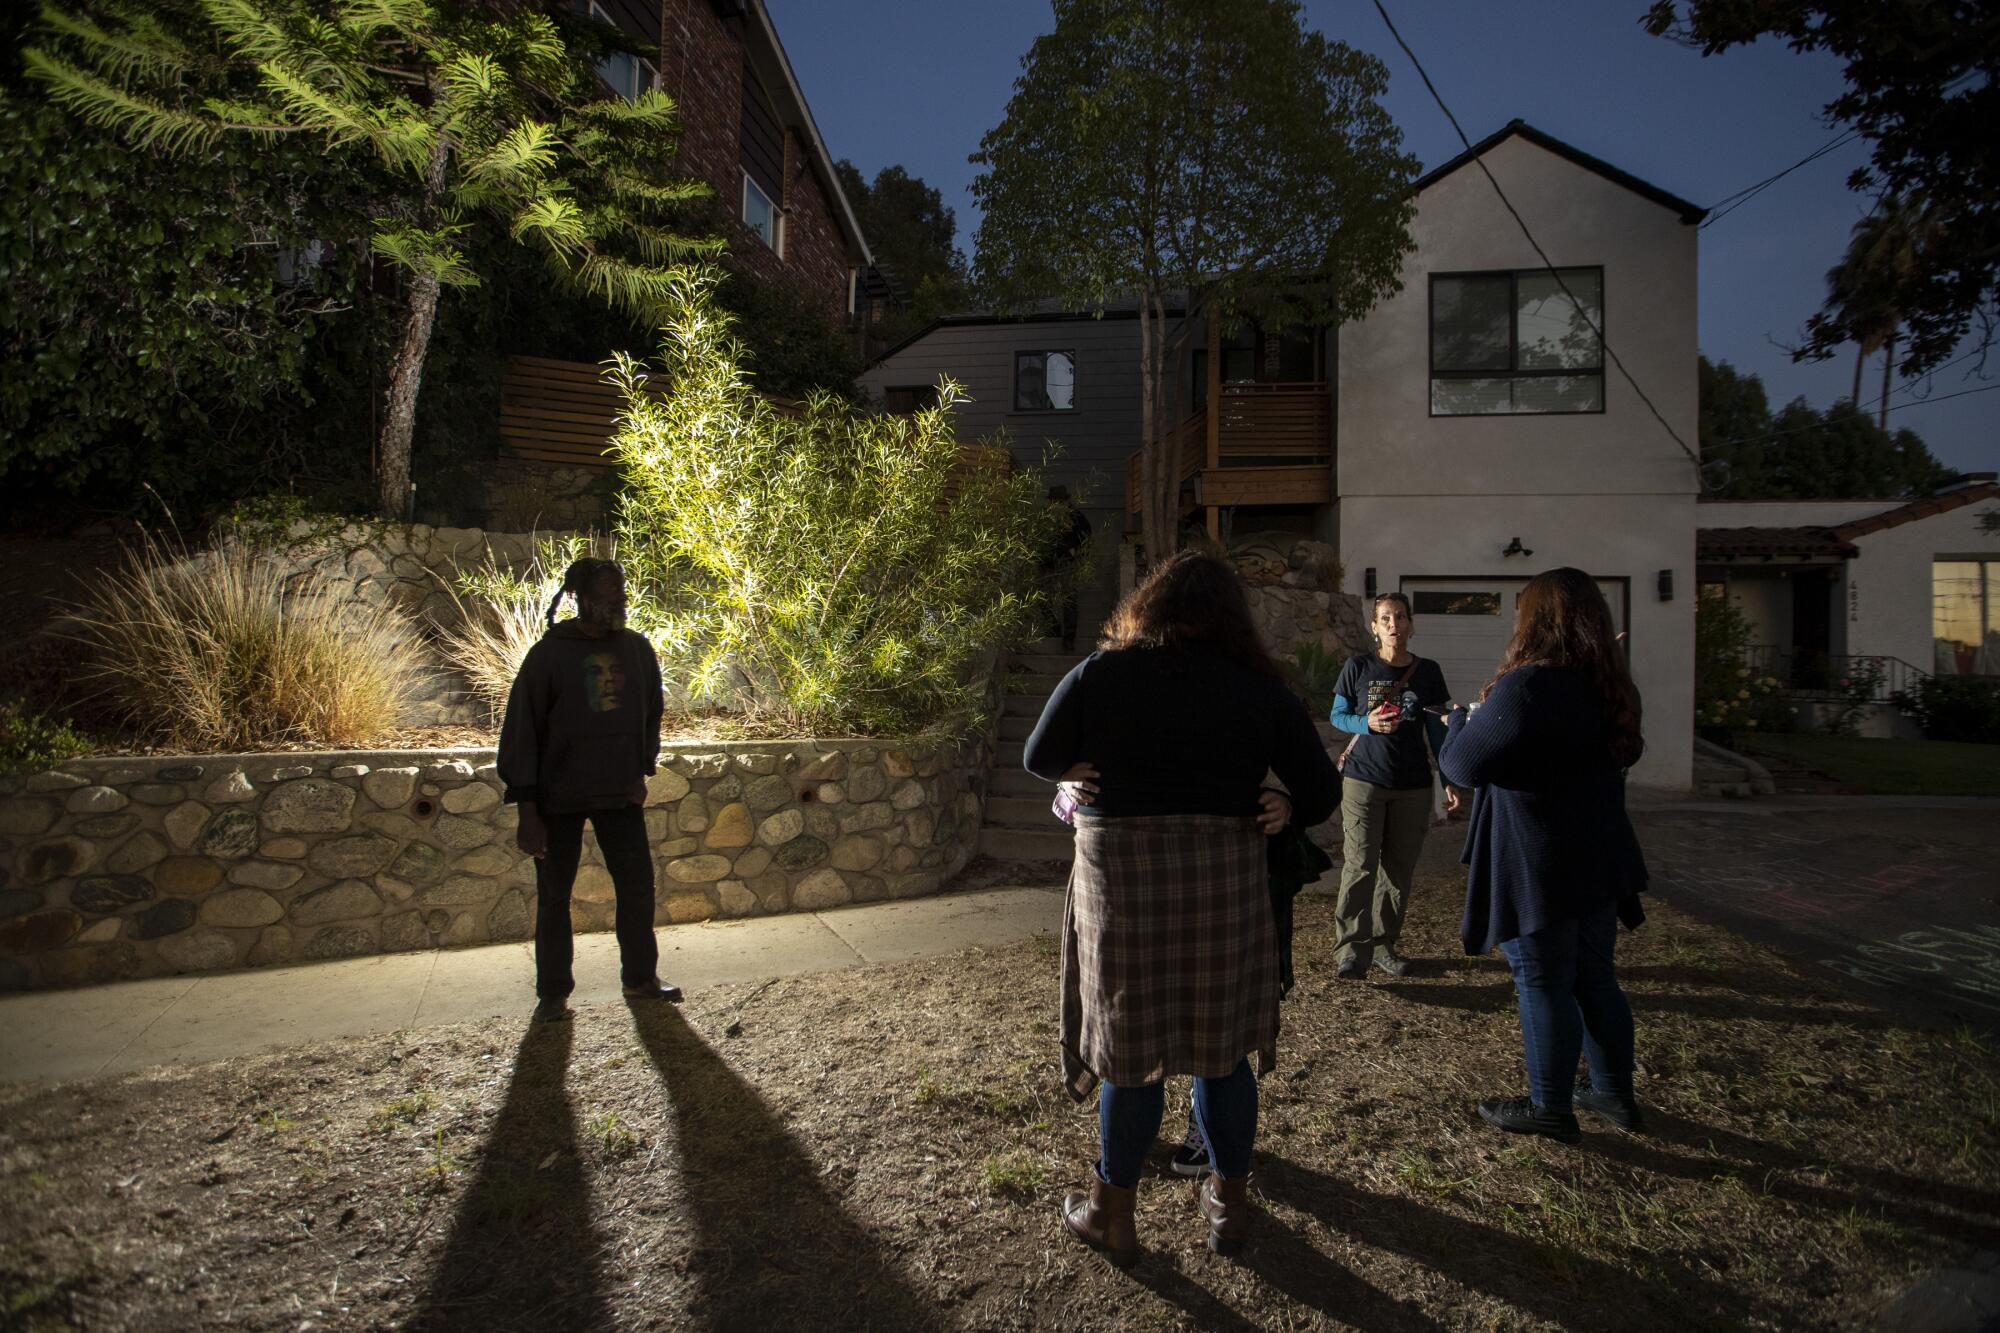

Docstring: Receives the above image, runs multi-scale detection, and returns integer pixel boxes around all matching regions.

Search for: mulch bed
[2,862,1995,1330]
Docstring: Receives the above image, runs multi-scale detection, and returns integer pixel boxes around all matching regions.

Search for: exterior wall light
[1364,567,1377,598]
[1501,537,1532,558]
[1658,569,1674,602]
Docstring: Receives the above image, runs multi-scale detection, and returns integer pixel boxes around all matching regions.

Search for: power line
[1700,130,1862,231]
[1370,0,1702,470]
[1701,380,1999,454]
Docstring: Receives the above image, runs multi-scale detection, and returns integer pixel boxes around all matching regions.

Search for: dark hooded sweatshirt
[497,623,663,814]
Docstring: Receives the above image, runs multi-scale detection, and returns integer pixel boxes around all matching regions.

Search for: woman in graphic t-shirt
[1327,592,1464,977]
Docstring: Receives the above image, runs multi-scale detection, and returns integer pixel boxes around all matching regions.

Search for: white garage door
[1400,578,1627,705]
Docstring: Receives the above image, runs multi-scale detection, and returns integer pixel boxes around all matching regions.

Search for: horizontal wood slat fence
[501,357,1015,501]
[1124,382,1331,521]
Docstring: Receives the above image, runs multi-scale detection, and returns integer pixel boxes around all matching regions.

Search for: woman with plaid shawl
[1026,550,1340,1264]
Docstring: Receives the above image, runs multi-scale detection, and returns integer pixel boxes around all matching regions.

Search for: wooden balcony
[1124,382,1332,530]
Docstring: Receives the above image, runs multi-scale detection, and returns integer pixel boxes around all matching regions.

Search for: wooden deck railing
[1124,382,1331,517]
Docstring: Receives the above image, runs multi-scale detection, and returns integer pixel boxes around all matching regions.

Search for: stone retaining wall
[0,739,987,991]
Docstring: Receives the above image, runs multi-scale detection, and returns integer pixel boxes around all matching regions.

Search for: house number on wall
[1849,583,1860,624]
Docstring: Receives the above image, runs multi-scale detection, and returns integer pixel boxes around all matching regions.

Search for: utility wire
[1371,0,1703,471]
[1700,130,1862,230]
[1700,381,1999,454]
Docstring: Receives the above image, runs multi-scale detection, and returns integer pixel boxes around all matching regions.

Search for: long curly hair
[1098,549,1280,678]
[1483,567,1643,767]
[544,557,622,627]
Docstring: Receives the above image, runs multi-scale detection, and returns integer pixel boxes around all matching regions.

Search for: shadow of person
[1600,1111,2000,1247]
[409,1019,614,1332]
[1256,1155,1748,1328]
[626,1000,941,1330]
[1235,1209,1445,1331]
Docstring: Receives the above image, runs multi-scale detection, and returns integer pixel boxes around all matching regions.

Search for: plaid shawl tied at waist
[1061,814,1277,1101]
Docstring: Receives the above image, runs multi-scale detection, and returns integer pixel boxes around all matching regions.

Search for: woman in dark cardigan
[1439,568,1649,1143]
[1025,550,1339,1264]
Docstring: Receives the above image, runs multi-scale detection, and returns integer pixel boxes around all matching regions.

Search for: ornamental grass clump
[609,276,1062,736]
[437,533,601,716]
[73,536,426,751]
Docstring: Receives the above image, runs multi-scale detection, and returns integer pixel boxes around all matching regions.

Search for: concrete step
[1003,673,1066,695]
[1694,761,1755,799]
[1003,694,1051,718]
[986,794,1059,826]
[994,740,1026,768]
[997,715,1036,742]
[978,826,1075,861]
[1014,653,1083,675]
[990,768,1043,797]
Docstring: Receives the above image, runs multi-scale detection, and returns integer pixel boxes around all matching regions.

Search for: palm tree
[1818,197,1939,430]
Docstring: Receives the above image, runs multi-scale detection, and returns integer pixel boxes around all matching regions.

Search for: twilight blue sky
[765,0,1995,478]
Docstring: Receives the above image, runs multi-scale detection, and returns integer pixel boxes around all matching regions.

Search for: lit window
[1431,268,1604,415]
[1015,351,1075,412]
[742,174,779,251]
[1935,559,2000,675]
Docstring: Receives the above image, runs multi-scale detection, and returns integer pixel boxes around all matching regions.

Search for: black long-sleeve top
[1023,645,1340,826]
[497,623,663,814]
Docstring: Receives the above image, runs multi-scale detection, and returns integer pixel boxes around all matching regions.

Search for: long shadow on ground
[627,1000,942,1330]
[1258,1156,1749,1330]
[408,1019,613,1331]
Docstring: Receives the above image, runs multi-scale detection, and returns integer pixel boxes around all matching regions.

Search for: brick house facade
[651,0,869,322]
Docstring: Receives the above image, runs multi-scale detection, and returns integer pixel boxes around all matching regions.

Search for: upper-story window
[740,74,784,254]
[574,1,657,102]
[1015,351,1076,411]
[742,175,779,250]
[1430,267,1603,415]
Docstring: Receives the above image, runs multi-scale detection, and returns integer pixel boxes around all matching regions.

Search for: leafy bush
[608,278,1061,735]
[1823,658,1887,737]
[437,533,601,717]
[1695,590,1789,736]
[0,701,91,777]
[71,537,429,750]
[1898,675,2000,744]
[1286,641,1344,717]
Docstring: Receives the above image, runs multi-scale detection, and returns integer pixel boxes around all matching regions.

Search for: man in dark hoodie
[498,557,681,1019]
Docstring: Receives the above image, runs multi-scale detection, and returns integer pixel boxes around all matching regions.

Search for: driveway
[1633,796,2000,1031]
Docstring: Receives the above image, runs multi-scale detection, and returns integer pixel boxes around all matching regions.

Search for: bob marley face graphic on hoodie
[583,653,627,713]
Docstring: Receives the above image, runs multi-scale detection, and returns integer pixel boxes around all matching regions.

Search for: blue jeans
[1098,1060,1257,1188]
[1497,901,1634,1111]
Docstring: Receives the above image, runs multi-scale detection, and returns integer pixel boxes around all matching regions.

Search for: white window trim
[742,172,783,256]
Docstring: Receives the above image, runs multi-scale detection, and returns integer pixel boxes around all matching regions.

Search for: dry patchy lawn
[2,868,1996,1331]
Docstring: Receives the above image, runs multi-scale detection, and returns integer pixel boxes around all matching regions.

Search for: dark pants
[1098,1059,1257,1187]
[1498,900,1635,1111]
[534,804,658,999]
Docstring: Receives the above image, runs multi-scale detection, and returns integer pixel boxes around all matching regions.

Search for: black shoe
[623,979,684,1002]
[1477,1097,1581,1144]
[1335,957,1367,980]
[1372,950,1410,978]
[1574,1084,1646,1132]
[533,998,573,1024]
[1170,1125,1211,1177]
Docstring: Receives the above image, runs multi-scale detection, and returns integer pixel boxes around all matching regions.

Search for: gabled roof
[741,0,871,265]
[1831,481,2000,541]
[1414,120,1707,225]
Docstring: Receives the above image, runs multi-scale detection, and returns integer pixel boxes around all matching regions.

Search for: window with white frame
[1430,267,1604,415]
[1935,559,2000,675]
[575,1,657,102]
[742,174,780,251]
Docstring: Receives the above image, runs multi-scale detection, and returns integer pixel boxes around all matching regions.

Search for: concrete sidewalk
[0,885,1064,1085]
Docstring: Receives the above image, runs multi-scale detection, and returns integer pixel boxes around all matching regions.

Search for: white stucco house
[860,122,1738,791]
[1697,480,2000,710]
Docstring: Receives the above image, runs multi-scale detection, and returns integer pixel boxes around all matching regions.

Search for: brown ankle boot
[1197,1173,1252,1255]
[1061,1174,1139,1268]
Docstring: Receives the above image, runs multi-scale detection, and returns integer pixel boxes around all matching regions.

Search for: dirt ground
[3,863,1997,1332]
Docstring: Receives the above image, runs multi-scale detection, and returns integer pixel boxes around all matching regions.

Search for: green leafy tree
[836,159,971,340]
[1645,1,1998,377]
[26,0,720,519]
[608,276,1061,736]
[0,8,383,512]
[1819,196,1943,428]
[970,0,1416,560]
[1698,356,1952,499]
